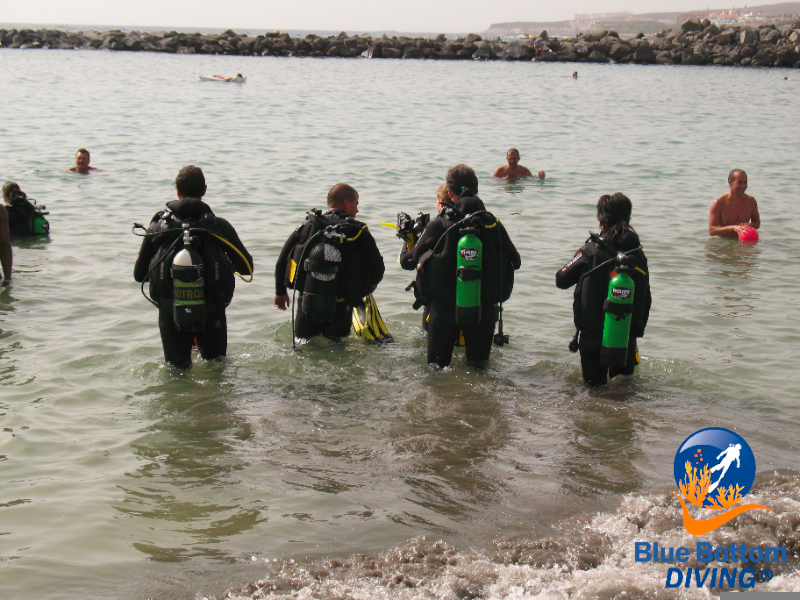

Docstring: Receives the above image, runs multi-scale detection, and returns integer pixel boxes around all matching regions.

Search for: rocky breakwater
[1,22,799,68]
[534,18,800,68]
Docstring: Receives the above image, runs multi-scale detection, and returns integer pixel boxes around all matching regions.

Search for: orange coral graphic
[705,484,744,510]
[679,461,712,508]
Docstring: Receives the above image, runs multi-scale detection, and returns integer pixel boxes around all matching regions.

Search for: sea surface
[0,46,799,600]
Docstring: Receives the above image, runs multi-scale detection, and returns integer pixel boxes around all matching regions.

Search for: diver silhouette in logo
[707,443,742,494]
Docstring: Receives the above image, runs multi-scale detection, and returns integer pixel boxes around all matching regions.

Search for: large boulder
[500,42,532,60]
[586,50,607,62]
[633,45,656,63]
[666,29,683,41]
[681,18,703,33]
[740,44,757,58]
[751,48,776,66]
[655,51,675,64]
[473,45,495,59]
[740,28,759,45]
[608,41,631,60]
[715,31,735,45]
[760,28,781,44]
[464,33,482,45]
[535,50,557,61]
[382,47,401,58]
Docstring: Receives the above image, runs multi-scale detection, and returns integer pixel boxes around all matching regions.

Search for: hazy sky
[3,0,705,33]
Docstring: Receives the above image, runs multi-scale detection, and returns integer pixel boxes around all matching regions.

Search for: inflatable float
[199,74,246,83]
[739,226,759,243]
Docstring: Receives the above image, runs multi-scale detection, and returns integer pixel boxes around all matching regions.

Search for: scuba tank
[455,227,482,327]
[171,223,206,332]
[302,226,344,323]
[600,253,635,367]
[30,201,49,235]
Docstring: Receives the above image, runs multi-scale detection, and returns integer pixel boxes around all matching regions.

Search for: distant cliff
[486,2,800,36]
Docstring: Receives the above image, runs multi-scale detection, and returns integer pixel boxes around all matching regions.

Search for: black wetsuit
[134,197,252,368]
[402,196,521,367]
[275,208,384,340]
[555,229,651,386]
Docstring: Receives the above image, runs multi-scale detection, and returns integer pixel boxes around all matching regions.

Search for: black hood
[165,197,213,219]
[454,195,486,216]
[600,228,641,252]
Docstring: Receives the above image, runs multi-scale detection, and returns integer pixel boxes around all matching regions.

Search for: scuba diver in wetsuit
[555,192,651,386]
[2,181,49,236]
[133,165,253,369]
[274,183,385,341]
[401,165,521,368]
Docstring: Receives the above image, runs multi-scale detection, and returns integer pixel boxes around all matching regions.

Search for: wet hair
[506,148,519,157]
[175,165,206,198]
[3,181,24,202]
[728,168,746,183]
[76,148,90,159]
[446,164,478,198]
[596,192,632,246]
[436,183,450,204]
[327,183,357,208]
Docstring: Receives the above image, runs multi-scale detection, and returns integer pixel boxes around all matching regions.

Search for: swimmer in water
[573,71,578,78]
[67,148,101,174]
[493,148,545,180]
[708,169,760,239]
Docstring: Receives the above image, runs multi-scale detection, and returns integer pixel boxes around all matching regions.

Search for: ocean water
[0,47,799,599]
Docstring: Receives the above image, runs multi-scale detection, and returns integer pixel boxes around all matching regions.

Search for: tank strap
[603,300,633,316]
[457,268,482,282]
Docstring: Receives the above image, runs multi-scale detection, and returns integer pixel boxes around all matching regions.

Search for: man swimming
[493,148,545,180]
[708,169,760,239]
[68,148,100,174]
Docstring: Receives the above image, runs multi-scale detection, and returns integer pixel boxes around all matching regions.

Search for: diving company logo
[459,248,479,261]
[671,427,770,535]
[634,428,785,591]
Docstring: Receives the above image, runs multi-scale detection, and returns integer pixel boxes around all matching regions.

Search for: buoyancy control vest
[7,196,49,235]
[573,234,650,339]
[147,210,236,314]
[415,207,514,308]
[284,210,373,307]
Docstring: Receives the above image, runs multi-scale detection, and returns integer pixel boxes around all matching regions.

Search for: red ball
[739,227,759,243]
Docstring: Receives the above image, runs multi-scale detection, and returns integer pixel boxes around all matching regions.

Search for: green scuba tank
[456,229,482,327]
[600,254,635,367]
[31,214,49,235]
[171,225,206,332]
